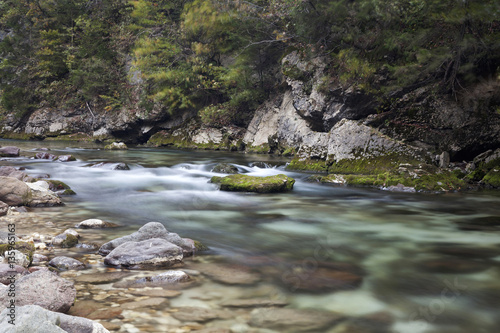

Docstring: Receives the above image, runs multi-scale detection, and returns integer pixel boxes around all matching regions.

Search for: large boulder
[103,238,183,269]
[211,174,295,193]
[49,256,86,271]
[0,146,20,157]
[0,176,31,206]
[0,166,31,181]
[98,222,194,256]
[26,181,62,207]
[0,305,110,333]
[0,270,76,313]
[249,308,344,332]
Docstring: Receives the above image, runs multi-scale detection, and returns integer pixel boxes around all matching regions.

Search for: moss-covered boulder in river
[211,174,295,193]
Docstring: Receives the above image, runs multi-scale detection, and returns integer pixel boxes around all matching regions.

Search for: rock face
[211,174,295,193]
[0,270,76,313]
[103,238,183,268]
[98,222,194,256]
[0,176,31,206]
[0,146,20,157]
[49,256,86,270]
[249,308,344,332]
[0,305,110,333]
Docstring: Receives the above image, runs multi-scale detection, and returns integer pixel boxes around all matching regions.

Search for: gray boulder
[0,201,7,216]
[249,308,344,332]
[26,181,62,207]
[211,163,239,174]
[104,238,183,269]
[49,256,86,270]
[0,176,31,206]
[0,270,76,313]
[98,222,193,256]
[0,264,28,285]
[0,146,20,157]
[0,166,31,181]
[0,305,110,333]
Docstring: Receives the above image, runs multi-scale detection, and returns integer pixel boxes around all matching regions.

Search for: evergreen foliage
[0,0,498,123]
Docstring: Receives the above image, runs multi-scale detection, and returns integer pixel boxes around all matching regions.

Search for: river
[2,139,500,333]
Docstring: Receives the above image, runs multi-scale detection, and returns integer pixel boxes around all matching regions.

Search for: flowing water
[2,139,500,333]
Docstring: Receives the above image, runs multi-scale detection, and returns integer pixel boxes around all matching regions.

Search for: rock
[121,297,168,310]
[86,162,130,170]
[0,232,18,244]
[3,250,30,268]
[49,256,86,270]
[57,155,76,162]
[0,264,28,285]
[171,306,233,323]
[104,142,128,150]
[26,181,62,207]
[211,174,295,193]
[417,258,490,274]
[195,263,261,285]
[280,262,364,292]
[0,304,110,333]
[75,218,117,229]
[0,146,20,157]
[211,163,239,174]
[439,151,450,168]
[74,271,129,284]
[0,201,8,216]
[114,270,194,289]
[75,243,100,251]
[35,152,58,160]
[221,299,288,308]
[98,221,194,256]
[28,266,51,273]
[52,232,79,248]
[103,238,183,269]
[0,270,76,313]
[483,169,500,188]
[455,216,500,231]
[0,241,35,266]
[0,166,31,181]
[382,183,416,193]
[0,176,31,206]
[249,308,344,332]
[33,253,49,263]
[45,179,76,195]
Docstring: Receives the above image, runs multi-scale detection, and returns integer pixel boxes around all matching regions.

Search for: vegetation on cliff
[1,0,498,126]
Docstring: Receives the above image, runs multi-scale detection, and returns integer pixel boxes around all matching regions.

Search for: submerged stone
[249,308,344,332]
[211,174,295,193]
[49,256,86,271]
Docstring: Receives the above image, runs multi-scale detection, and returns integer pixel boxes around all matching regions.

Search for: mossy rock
[211,174,295,193]
[60,234,79,248]
[45,180,76,195]
[212,163,238,174]
[482,169,500,188]
[287,159,329,173]
[104,142,128,150]
[0,241,35,265]
[194,240,209,252]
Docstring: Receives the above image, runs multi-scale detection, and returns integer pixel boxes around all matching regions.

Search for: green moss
[287,158,329,173]
[0,241,35,265]
[194,240,209,252]
[0,132,41,140]
[45,180,76,195]
[328,154,420,175]
[62,189,77,195]
[246,144,270,154]
[282,147,296,157]
[211,174,295,193]
[45,133,93,141]
[483,169,500,188]
[60,234,79,248]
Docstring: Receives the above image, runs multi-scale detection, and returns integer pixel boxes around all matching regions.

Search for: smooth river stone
[171,306,233,323]
[128,289,182,298]
[220,298,288,308]
[74,271,130,284]
[194,263,261,285]
[249,308,344,332]
[121,297,169,310]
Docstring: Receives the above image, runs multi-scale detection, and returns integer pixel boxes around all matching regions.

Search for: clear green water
[2,139,500,332]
